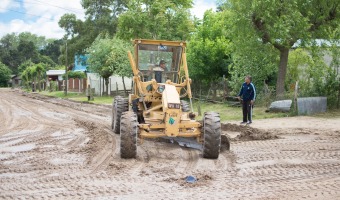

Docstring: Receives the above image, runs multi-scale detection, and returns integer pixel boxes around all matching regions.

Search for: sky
[0,0,217,39]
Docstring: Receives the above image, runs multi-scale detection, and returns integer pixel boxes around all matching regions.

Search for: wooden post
[109,77,111,96]
[337,82,340,109]
[294,81,299,113]
[116,82,119,96]
[197,103,201,116]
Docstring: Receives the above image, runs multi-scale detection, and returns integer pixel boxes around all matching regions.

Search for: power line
[0,7,54,21]
[12,0,84,15]
[29,0,84,14]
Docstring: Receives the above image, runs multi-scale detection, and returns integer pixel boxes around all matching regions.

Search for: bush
[62,71,86,79]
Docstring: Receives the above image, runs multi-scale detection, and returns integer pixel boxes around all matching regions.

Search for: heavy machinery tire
[120,111,138,159]
[202,112,221,159]
[181,100,190,112]
[112,96,128,134]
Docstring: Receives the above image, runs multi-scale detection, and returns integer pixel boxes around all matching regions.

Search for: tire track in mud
[1,89,340,199]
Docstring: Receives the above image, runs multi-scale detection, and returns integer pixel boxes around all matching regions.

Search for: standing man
[237,75,256,124]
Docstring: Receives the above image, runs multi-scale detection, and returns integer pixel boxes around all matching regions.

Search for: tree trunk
[276,48,289,99]
[104,77,109,96]
[34,77,37,92]
[337,82,340,109]
[122,76,127,96]
[37,73,41,92]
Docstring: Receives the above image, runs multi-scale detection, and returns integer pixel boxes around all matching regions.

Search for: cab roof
[133,39,186,47]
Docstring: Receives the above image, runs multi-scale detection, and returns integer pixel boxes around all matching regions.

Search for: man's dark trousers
[242,100,252,123]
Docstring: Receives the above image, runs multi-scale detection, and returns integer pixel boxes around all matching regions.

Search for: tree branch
[251,13,286,51]
[309,4,338,32]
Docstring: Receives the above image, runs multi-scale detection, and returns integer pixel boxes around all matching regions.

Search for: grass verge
[40,91,113,105]
[38,91,339,121]
[193,101,289,122]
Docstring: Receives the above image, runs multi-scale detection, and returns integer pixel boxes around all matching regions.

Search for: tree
[117,0,194,40]
[0,62,12,87]
[34,63,45,92]
[40,39,63,64]
[227,0,340,98]
[81,0,127,35]
[187,10,232,99]
[0,33,56,74]
[107,37,133,94]
[17,40,40,66]
[18,32,47,50]
[58,0,127,64]
[18,59,34,73]
[21,66,35,90]
[87,35,114,95]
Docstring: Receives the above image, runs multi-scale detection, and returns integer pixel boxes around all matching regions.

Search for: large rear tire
[112,96,129,134]
[202,112,221,159]
[120,111,138,159]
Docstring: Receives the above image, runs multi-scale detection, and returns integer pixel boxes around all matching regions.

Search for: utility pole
[64,40,68,96]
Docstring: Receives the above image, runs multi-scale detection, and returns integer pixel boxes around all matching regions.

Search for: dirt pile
[221,123,279,141]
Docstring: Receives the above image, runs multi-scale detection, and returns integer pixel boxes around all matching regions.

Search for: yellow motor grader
[112,39,229,159]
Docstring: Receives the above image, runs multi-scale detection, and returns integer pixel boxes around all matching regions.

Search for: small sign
[158,45,167,51]
[169,117,175,125]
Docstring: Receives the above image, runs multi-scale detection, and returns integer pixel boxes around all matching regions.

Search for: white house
[46,70,65,81]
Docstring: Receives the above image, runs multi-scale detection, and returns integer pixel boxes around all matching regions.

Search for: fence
[87,73,132,96]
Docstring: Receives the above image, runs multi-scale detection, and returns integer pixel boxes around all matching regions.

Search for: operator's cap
[159,59,167,64]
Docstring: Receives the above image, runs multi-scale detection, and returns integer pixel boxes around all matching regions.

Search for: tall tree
[227,0,340,98]
[58,0,127,64]
[18,40,39,63]
[0,33,56,74]
[187,10,232,98]
[18,32,47,50]
[87,35,114,95]
[82,0,127,35]
[40,39,63,64]
[117,0,194,40]
[107,37,133,94]
[34,63,45,92]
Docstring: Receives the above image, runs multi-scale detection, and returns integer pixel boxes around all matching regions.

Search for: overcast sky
[0,0,216,39]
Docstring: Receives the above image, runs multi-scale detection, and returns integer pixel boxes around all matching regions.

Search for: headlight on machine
[168,103,180,109]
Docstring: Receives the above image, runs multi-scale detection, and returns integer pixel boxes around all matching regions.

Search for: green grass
[193,101,289,122]
[40,91,114,105]
[69,96,114,105]
[38,91,339,120]
[310,109,340,118]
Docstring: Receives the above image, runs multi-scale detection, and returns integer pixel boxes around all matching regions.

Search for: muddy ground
[0,88,339,199]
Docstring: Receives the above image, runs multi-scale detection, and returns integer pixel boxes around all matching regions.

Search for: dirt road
[1,88,340,199]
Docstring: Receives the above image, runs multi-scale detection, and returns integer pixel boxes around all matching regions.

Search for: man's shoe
[247,121,252,125]
[240,122,247,124]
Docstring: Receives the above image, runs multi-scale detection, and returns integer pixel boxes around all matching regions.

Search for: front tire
[202,112,221,159]
[112,96,128,134]
[120,111,138,159]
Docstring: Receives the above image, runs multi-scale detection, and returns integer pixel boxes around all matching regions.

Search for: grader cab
[112,39,228,159]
